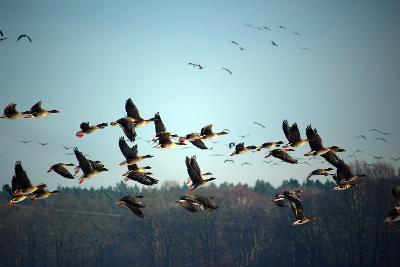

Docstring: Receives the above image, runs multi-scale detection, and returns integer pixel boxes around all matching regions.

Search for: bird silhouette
[17,34,32,43]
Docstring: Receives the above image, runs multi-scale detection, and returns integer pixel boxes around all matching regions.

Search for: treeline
[0,162,399,267]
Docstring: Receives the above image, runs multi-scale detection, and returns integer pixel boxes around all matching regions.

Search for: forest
[0,161,399,267]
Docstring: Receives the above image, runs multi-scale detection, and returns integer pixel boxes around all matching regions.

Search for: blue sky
[1,0,399,190]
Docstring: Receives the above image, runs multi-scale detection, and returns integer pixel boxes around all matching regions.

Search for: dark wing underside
[119,137,137,159]
[125,98,141,120]
[74,148,94,174]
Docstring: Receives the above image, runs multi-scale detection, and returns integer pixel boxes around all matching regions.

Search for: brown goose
[282,120,308,148]
[265,149,298,164]
[47,163,75,179]
[12,161,47,197]
[125,98,154,127]
[306,168,334,179]
[306,125,341,166]
[272,189,303,205]
[74,148,106,184]
[185,156,216,193]
[30,188,59,202]
[110,118,137,142]
[200,124,228,140]
[154,132,186,149]
[289,198,316,226]
[118,137,153,165]
[256,141,284,151]
[230,143,257,156]
[116,195,145,218]
[152,112,179,141]
[75,122,108,138]
[176,195,218,212]
[24,101,59,118]
[0,103,24,119]
[331,159,366,190]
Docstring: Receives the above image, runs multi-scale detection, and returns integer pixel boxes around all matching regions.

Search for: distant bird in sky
[38,142,49,146]
[20,140,32,144]
[231,40,239,45]
[372,155,384,160]
[237,134,250,139]
[300,47,311,51]
[224,159,234,164]
[241,162,252,166]
[263,160,272,164]
[376,137,388,143]
[278,25,287,29]
[227,142,236,149]
[239,46,246,51]
[355,135,367,140]
[0,30,3,36]
[271,40,279,46]
[61,144,73,150]
[293,31,301,36]
[211,154,224,157]
[188,62,204,70]
[0,37,7,42]
[17,34,32,43]
[262,26,271,30]
[369,129,392,135]
[253,122,266,128]
[222,68,232,75]
[75,122,108,138]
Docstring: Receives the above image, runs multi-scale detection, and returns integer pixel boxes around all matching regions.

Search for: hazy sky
[1,0,399,190]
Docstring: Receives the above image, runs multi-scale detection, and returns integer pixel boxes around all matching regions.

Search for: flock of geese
[1,98,399,226]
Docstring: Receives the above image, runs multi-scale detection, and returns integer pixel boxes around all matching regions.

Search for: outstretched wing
[392,184,400,206]
[201,124,213,136]
[282,120,291,142]
[126,203,144,218]
[154,112,166,134]
[186,156,202,184]
[125,98,141,120]
[306,125,340,166]
[4,103,17,115]
[274,151,298,164]
[14,161,32,190]
[30,101,43,113]
[73,148,93,174]
[54,165,75,179]
[190,139,208,150]
[80,122,90,131]
[119,137,137,159]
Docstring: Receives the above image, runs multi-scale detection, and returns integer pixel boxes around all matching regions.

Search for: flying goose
[265,149,298,164]
[110,117,137,142]
[230,143,257,156]
[47,163,75,179]
[282,120,308,148]
[75,122,108,138]
[306,168,334,179]
[118,137,153,165]
[185,156,216,193]
[0,103,25,119]
[200,124,228,140]
[176,195,218,212]
[24,101,59,118]
[116,195,145,218]
[73,148,106,184]
[124,98,154,127]
[17,34,32,42]
[10,161,47,199]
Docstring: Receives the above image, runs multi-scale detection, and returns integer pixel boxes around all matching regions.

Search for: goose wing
[30,101,43,113]
[4,103,17,116]
[154,112,166,134]
[125,203,144,218]
[80,122,90,131]
[53,165,75,179]
[177,199,199,212]
[306,125,340,166]
[273,150,298,164]
[14,161,32,191]
[190,139,208,149]
[125,98,141,120]
[118,118,137,142]
[201,124,213,136]
[119,137,137,159]
[73,148,94,174]
[186,156,202,184]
